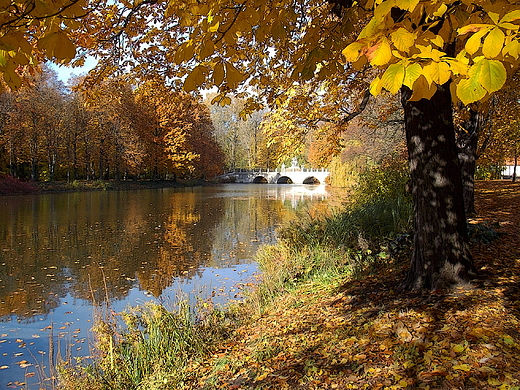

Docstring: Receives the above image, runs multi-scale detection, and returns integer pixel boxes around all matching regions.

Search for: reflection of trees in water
[209,196,289,269]
[138,191,226,297]
[0,187,328,319]
[0,189,229,317]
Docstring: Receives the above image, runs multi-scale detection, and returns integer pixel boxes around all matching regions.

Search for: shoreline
[0,178,217,196]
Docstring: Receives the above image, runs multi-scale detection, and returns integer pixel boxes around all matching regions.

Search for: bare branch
[339,88,371,124]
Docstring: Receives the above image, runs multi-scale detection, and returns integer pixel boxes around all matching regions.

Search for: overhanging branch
[314,88,371,126]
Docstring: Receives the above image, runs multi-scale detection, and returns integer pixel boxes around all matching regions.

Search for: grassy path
[185,180,520,390]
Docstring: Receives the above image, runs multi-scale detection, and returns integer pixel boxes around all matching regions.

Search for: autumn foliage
[0,69,225,181]
[0,174,38,194]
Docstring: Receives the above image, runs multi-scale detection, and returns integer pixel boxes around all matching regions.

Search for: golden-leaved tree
[134,78,225,179]
[3,0,520,289]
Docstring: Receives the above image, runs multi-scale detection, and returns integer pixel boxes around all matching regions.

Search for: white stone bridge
[218,167,330,184]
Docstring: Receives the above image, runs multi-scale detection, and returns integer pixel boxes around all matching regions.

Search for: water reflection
[0,184,329,387]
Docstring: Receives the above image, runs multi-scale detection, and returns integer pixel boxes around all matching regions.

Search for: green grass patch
[57,301,235,390]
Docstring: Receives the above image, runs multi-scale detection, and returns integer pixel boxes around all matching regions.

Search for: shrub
[271,160,412,295]
[0,174,39,195]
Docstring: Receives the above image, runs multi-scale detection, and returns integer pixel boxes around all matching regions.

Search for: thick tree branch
[314,88,371,125]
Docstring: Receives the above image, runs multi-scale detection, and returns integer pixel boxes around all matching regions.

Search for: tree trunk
[401,83,476,290]
[457,108,480,216]
[513,154,518,182]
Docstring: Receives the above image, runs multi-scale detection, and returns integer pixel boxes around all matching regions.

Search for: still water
[0,184,329,388]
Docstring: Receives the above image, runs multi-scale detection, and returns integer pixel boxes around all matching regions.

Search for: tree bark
[457,108,481,216]
[401,83,476,290]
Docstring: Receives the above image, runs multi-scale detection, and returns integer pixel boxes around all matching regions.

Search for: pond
[0,183,330,388]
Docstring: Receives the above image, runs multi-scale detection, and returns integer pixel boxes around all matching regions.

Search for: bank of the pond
[37,179,211,193]
[0,177,217,195]
[180,181,520,389]
[58,181,520,390]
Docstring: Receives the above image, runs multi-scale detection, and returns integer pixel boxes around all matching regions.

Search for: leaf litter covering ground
[185,180,520,389]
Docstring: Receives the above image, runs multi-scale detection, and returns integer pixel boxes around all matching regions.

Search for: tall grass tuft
[57,301,233,390]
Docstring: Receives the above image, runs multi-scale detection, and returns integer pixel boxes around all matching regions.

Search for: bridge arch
[303,176,320,184]
[252,176,268,183]
[277,176,294,184]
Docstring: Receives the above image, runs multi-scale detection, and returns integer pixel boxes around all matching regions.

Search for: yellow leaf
[430,35,444,48]
[500,10,520,23]
[456,75,486,105]
[482,27,505,58]
[369,76,382,96]
[413,44,444,61]
[503,40,520,58]
[423,61,451,85]
[390,28,416,52]
[0,50,7,67]
[395,0,419,12]
[3,67,21,88]
[359,17,380,39]
[174,41,195,65]
[433,3,447,17]
[477,58,506,93]
[458,24,493,36]
[488,377,502,386]
[255,371,269,381]
[451,344,465,353]
[464,28,489,55]
[368,37,393,66]
[212,61,225,85]
[452,363,471,371]
[219,96,231,107]
[199,39,214,60]
[342,41,366,62]
[408,75,437,101]
[374,0,396,22]
[225,62,244,88]
[381,62,405,94]
[487,12,499,25]
[183,65,208,92]
[208,20,220,33]
[403,62,422,88]
[53,31,76,63]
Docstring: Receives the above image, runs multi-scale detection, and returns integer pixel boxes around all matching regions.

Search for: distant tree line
[0,68,225,182]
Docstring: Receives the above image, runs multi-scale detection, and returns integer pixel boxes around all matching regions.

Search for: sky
[49,56,98,84]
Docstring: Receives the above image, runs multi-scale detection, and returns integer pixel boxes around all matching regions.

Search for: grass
[57,301,236,390]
